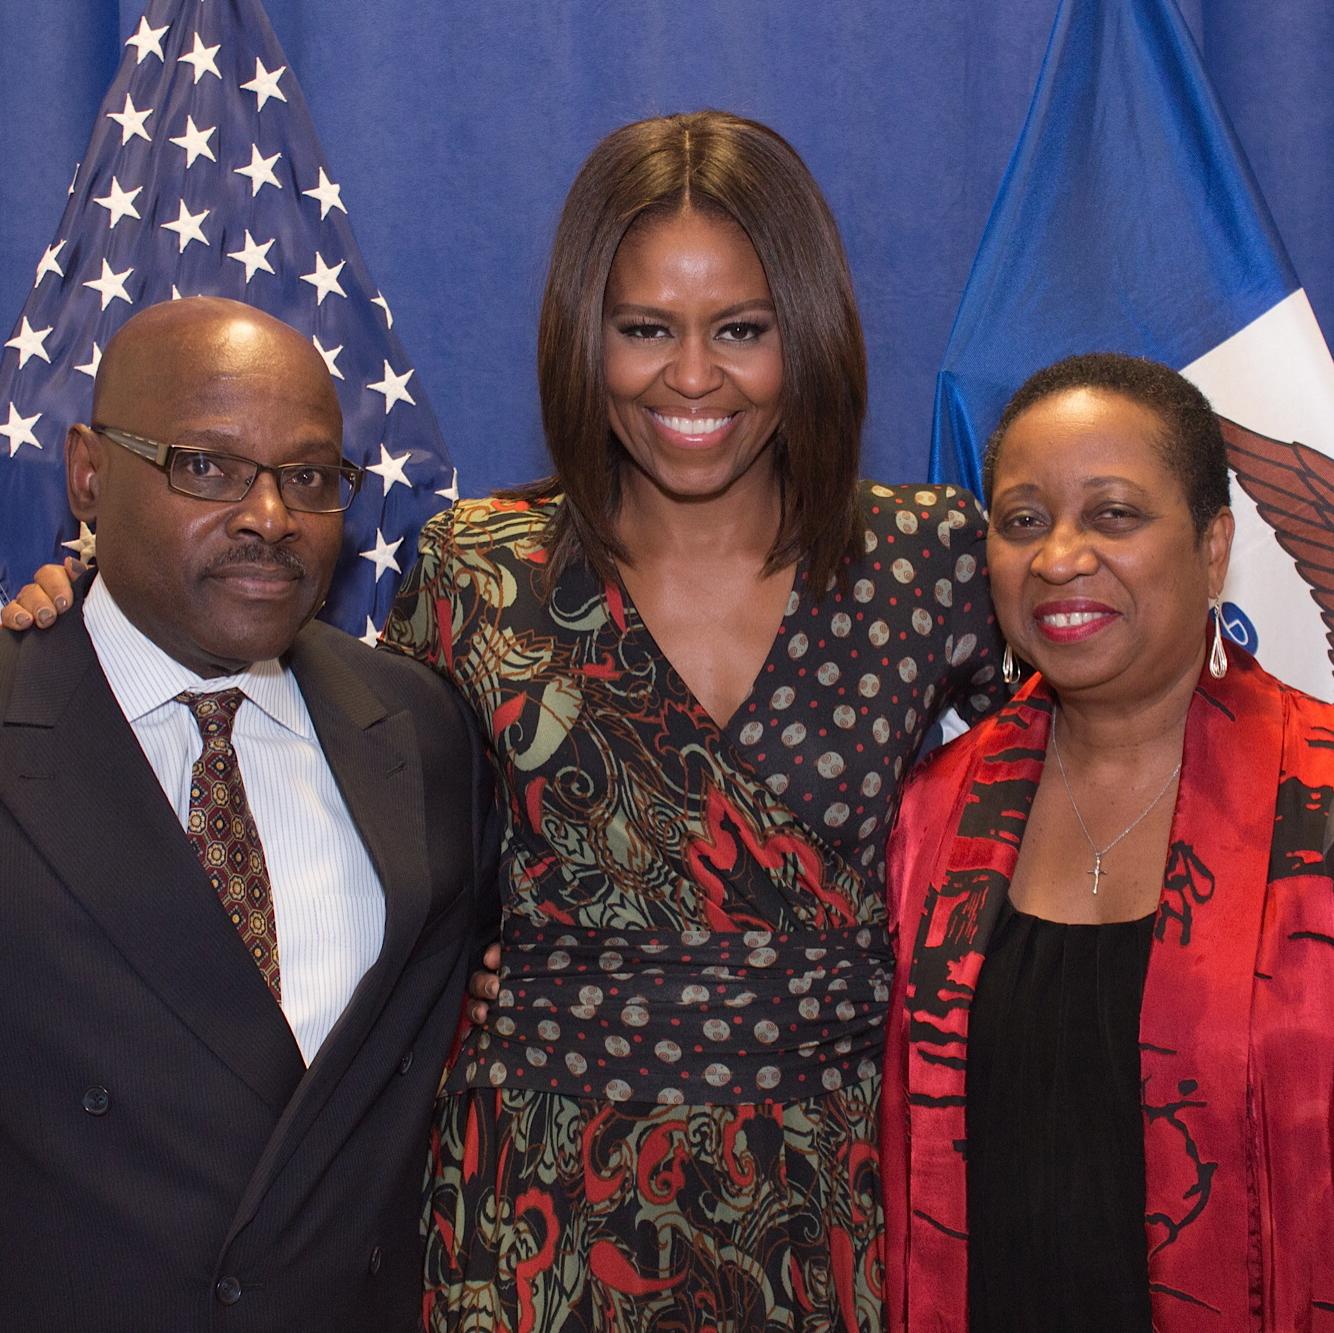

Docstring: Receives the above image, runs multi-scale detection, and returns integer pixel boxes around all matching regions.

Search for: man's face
[74,312,344,676]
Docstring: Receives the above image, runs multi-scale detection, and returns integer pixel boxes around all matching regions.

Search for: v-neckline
[611,559,806,734]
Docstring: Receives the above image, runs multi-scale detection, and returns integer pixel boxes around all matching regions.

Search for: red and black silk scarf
[882,648,1334,1331]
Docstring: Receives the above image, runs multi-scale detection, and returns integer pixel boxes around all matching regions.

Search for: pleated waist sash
[447,922,893,1105]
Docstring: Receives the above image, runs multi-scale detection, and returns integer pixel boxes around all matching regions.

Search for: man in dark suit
[0,297,492,1330]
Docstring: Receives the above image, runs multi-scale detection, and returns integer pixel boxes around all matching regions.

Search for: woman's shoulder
[845,479,990,604]
[1225,645,1334,727]
[451,493,561,537]
[420,493,562,562]
[856,478,985,514]
[854,479,987,549]
[1271,664,1334,733]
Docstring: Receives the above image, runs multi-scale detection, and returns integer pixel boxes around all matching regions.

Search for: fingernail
[13,611,31,627]
[55,597,69,611]
[36,610,54,626]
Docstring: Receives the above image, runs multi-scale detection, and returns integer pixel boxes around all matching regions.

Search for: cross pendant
[1090,852,1103,895]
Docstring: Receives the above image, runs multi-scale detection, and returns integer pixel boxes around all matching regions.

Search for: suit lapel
[0,610,304,1111]
[291,624,434,990]
[225,625,433,1234]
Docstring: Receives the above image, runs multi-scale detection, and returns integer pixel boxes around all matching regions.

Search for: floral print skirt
[423,1078,884,1332]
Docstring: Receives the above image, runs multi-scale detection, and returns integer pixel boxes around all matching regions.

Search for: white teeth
[1040,611,1105,628]
[652,412,733,436]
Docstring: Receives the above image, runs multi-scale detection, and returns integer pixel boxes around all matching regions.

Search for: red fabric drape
[882,649,1334,1330]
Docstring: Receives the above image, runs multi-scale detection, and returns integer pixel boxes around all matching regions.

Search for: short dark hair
[982,353,1230,535]
[519,110,866,592]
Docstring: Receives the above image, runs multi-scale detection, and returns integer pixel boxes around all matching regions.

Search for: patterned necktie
[176,688,281,1001]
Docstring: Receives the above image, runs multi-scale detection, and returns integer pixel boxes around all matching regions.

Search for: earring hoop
[1002,642,1021,686]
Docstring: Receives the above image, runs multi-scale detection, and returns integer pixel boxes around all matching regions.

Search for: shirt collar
[82,575,312,737]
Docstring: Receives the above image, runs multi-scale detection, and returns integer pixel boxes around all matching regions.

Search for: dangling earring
[1002,642,1021,686]
[1208,596,1229,679]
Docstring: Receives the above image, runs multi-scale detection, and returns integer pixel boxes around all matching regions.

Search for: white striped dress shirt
[82,577,385,1064]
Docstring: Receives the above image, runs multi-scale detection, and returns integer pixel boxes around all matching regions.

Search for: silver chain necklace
[1049,722,1182,895]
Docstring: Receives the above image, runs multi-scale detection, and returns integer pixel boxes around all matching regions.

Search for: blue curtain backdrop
[0,0,1328,500]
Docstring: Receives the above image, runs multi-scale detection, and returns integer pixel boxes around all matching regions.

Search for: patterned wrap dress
[380,481,1001,1332]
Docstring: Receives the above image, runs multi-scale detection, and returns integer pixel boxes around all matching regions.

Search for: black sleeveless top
[965,899,1155,1332]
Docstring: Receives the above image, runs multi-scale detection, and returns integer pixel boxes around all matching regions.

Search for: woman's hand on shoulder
[0,558,83,629]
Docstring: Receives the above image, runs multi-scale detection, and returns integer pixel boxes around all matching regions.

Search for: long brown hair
[516,110,866,593]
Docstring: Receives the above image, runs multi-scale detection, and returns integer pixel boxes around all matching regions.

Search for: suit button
[215,1276,242,1305]
[397,1051,414,1075]
[82,1086,110,1116]
[368,1246,383,1276]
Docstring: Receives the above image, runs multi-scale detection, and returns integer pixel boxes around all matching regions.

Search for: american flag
[0,0,457,638]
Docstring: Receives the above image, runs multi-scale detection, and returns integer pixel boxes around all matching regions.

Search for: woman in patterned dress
[382,111,1001,1331]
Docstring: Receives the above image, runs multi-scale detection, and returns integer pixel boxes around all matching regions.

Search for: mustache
[203,544,307,577]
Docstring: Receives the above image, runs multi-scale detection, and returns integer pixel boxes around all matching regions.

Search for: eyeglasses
[92,425,364,514]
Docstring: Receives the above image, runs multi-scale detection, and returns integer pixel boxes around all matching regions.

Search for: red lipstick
[1031,599,1119,643]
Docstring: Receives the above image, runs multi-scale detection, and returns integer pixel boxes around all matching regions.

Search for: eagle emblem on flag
[1220,416,1334,672]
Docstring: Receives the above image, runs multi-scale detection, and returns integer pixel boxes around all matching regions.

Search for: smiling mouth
[647,409,739,444]
[1038,611,1104,628]
[1032,604,1119,642]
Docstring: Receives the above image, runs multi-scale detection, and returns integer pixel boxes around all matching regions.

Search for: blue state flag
[0,0,457,639]
[932,0,1334,699]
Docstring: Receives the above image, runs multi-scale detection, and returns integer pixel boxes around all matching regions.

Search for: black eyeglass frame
[91,424,365,514]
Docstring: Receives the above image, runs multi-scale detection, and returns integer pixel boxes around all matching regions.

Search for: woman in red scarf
[882,353,1334,1331]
